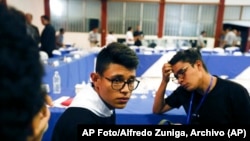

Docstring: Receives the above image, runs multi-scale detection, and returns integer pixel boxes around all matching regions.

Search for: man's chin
[114,104,127,109]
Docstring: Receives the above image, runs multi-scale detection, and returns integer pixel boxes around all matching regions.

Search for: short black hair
[169,48,208,72]
[95,42,139,75]
[201,30,206,34]
[59,28,64,33]
[0,4,46,141]
[127,27,132,31]
[41,14,50,21]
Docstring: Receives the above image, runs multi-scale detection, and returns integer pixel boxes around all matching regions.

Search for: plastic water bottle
[53,71,61,94]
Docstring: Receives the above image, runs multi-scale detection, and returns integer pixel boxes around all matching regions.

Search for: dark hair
[0,4,45,141]
[59,28,64,33]
[95,42,139,75]
[41,15,50,21]
[201,30,206,34]
[169,48,208,72]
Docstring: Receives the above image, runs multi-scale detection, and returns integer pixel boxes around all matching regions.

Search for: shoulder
[58,107,97,122]
[216,77,249,94]
[217,77,242,87]
[65,107,95,115]
[48,24,55,30]
[55,107,99,125]
[167,86,191,100]
[31,24,38,29]
[165,86,191,108]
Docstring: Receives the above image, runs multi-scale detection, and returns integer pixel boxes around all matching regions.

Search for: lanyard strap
[186,76,213,124]
[186,92,194,124]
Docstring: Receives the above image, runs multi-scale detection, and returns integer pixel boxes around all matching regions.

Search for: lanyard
[186,76,213,124]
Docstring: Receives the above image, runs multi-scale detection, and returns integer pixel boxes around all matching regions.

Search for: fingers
[161,63,172,83]
[162,63,172,77]
[29,103,51,141]
[33,106,50,140]
[45,95,53,107]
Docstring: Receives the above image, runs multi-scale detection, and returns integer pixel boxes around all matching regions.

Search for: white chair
[154,46,165,54]
[200,47,213,54]
[139,46,148,53]
[179,46,191,50]
[244,52,250,56]
[89,47,103,53]
[212,47,225,55]
[165,46,177,53]
[233,51,242,56]
[129,45,140,53]
[52,49,62,56]
[225,46,240,54]
[143,47,154,55]
[39,51,48,61]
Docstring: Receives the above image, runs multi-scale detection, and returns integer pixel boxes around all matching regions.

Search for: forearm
[152,80,168,114]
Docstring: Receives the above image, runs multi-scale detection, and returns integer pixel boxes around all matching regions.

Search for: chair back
[213,47,225,55]
[52,49,62,56]
[39,51,49,61]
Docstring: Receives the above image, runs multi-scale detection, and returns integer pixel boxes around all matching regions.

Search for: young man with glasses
[153,48,250,124]
[52,42,139,141]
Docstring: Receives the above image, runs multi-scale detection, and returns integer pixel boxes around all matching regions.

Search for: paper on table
[52,96,70,108]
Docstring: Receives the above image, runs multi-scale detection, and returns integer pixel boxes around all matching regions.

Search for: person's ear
[90,73,101,91]
[90,72,100,83]
[195,60,203,70]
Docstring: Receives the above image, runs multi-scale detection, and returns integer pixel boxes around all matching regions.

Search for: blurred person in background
[218,29,226,48]
[25,13,40,46]
[223,27,237,49]
[56,28,65,49]
[105,30,117,46]
[0,4,52,141]
[196,30,206,50]
[40,15,56,58]
[153,48,250,124]
[133,25,144,46]
[88,27,99,47]
[125,26,134,46]
[235,30,242,50]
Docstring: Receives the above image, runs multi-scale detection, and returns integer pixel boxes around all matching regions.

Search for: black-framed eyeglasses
[104,77,140,91]
[171,66,188,83]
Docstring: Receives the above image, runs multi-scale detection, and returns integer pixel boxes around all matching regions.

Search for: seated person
[125,26,134,46]
[88,27,99,47]
[52,42,139,141]
[153,48,250,124]
[133,25,144,46]
[106,31,117,46]
[196,30,206,50]
[56,28,65,49]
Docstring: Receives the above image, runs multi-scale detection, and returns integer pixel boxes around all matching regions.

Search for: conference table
[42,51,250,141]
[42,52,96,90]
